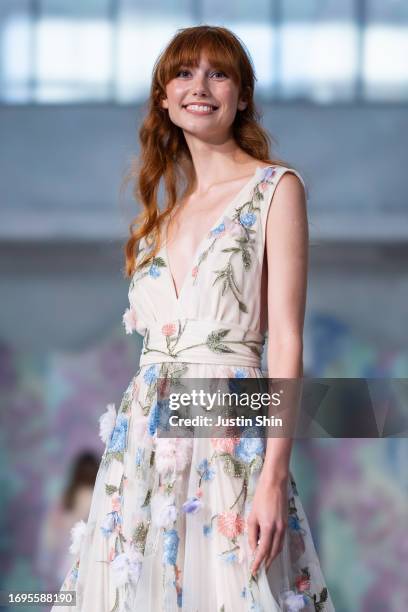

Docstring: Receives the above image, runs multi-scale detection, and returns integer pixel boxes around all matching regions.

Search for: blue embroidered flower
[149,263,161,278]
[163,529,179,565]
[143,365,157,385]
[249,603,264,612]
[219,550,237,563]
[239,212,256,227]
[176,590,182,607]
[135,447,144,466]
[100,511,122,538]
[107,415,128,453]
[148,401,160,437]
[260,166,276,182]
[234,427,264,463]
[197,458,215,481]
[288,514,302,532]
[157,399,171,432]
[234,368,248,378]
[203,524,212,537]
[241,586,247,598]
[210,221,225,236]
[181,496,202,513]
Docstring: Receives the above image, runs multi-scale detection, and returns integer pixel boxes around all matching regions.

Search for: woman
[53,25,335,612]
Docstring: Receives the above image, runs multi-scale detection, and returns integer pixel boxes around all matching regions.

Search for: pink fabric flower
[122,306,138,335]
[210,437,240,454]
[295,575,311,592]
[258,181,269,192]
[196,488,203,498]
[191,266,198,278]
[217,511,245,539]
[162,322,177,337]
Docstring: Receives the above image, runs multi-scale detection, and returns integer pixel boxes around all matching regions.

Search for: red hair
[122,24,292,278]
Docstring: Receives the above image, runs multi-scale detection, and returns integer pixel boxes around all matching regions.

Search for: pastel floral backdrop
[0,311,406,611]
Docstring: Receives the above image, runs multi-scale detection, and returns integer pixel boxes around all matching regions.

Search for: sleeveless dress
[51,165,336,612]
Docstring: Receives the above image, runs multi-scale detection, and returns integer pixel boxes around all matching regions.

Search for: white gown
[51,165,336,611]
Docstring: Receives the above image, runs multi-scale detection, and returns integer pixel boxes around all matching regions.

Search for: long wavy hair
[122,24,293,278]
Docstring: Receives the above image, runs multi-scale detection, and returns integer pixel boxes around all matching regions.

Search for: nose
[191,72,209,97]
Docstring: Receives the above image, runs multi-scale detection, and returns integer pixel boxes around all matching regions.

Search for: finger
[251,526,274,576]
[265,524,286,571]
[247,516,259,553]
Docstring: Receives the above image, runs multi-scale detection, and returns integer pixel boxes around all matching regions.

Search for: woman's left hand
[247,473,289,576]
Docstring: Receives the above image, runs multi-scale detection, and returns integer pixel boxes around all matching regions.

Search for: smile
[182,104,218,115]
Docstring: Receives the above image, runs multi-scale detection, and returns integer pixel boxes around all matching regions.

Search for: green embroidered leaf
[221,247,240,253]
[210,343,235,354]
[109,587,119,612]
[110,451,124,463]
[152,256,166,267]
[221,453,245,478]
[141,488,152,507]
[248,344,262,356]
[149,450,155,467]
[238,300,248,313]
[242,248,251,269]
[105,484,118,496]
[132,521,149,553]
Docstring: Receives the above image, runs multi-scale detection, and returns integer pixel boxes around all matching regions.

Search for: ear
[237,98,247,111]
[161,97,169,109]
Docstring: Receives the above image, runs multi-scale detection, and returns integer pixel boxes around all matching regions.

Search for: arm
[248,171,308,575]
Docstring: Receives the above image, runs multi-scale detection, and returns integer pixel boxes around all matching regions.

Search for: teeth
[185,104,215,112]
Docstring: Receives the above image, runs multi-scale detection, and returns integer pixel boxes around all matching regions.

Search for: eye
[176,68,191,78]
[211,70,227,79]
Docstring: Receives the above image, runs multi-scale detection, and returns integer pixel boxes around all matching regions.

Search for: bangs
[158,28,242,88]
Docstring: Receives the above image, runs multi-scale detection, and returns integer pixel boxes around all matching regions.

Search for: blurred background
[0,1,407,611]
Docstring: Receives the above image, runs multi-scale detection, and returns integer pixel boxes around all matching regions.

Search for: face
[160,52,247,139]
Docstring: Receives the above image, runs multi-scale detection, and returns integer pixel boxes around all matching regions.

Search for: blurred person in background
[36,451,99,591]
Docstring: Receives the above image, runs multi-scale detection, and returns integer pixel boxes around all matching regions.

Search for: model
[51,25,336,612]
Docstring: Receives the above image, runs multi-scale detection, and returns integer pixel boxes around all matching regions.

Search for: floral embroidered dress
[51,165,335,612]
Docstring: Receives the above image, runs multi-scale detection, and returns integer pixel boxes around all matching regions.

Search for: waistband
[139,318,265,368]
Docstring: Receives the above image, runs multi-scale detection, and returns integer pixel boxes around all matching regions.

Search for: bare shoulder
[272,170,306,208]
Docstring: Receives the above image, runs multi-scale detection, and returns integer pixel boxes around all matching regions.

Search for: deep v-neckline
[163,165,267,303]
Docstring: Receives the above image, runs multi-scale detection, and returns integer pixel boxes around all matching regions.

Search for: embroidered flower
[143,365,158,385]
[111,493,122,513]
[162,322,177,337]
[219,550,237,563]
[148,401,160,437]
[135,447,144,467]
[122,306,138,335]
[234,368,248,378]
[196,487,203,498]
[191,265,198,278]
[162,529,179,565]
[239,212,256,228]
[100,511,122,538]
[279,590,308,611]
[258,181,269,192]
[110,548,144,587]
[182,496,203,514]
[217,511,245,539]
[98,403,117,444]
[289,514,303,532]
[259,166,276,182]
[107,414,128,453]
[210,437,240,454]
[224,216,245,237]
[203,524,212,537]
[69,520,87,555]
[151,492,178,528]
[234,428,264,464]
[155,437,193,475]
[149,263,161,278]
[295,575,311,592]
[197,458,215,481]
[209,221,226,237]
